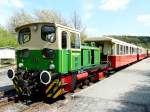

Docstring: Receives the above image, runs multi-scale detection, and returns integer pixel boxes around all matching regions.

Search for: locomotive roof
[85,36,139,48]
[15,22,80,33]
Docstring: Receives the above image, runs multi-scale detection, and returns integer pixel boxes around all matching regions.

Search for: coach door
[61,31,69,73]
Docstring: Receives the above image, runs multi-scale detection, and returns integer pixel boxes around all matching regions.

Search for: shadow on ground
[0,85,14,92]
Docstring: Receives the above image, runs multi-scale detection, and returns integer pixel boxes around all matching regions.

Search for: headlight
[18,63,24,67]
[40,71,51,85]
[49,64,55,70]
[7,69,15,80]
[42,48,55,59]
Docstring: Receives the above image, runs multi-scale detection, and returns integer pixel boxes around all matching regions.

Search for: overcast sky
[0,0,150,36]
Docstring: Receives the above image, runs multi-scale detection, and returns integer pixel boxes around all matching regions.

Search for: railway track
[0,90,17,111]
[0,89,68,112]
[0,94,52,112]
[0,97,14,107]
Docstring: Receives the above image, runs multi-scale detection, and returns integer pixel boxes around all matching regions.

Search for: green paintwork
[82,49,91,67]
[16,50,51,71]
[53,50,61,73]
[61,49,69,73]
[16,46,100,73]
[94,49,100,65]
[81,45,101,68]
[17,49,72,73]
[16,49,69,73]
[69,50,81,71]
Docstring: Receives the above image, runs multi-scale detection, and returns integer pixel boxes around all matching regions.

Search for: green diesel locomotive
[7,22,104,99]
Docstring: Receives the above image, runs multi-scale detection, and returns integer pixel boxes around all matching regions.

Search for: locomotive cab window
[70,33,80,49]
[62,31,67,49]
[18,28,31,45]
[41,25,56,43]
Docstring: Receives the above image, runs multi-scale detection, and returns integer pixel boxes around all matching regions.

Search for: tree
[80,29,87,44]
[71,11,87,43]
[71,11,82,30]
[7,10,34,33]
[7,9,68,33]
[0,28,16,47]
[33,9,68,25]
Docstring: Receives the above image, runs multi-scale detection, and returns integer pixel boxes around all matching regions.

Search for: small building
[0,47,15,65]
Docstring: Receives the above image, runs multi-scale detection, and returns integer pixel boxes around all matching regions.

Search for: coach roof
[85,36,138,48]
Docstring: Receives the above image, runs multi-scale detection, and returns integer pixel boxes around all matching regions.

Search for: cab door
[69,32,81,71]
[61,31,69,73]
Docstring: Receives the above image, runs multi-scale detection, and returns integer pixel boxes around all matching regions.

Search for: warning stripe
[46,83,57,97]
[18,87,22,93]
[16,76,19,80]
[51,82,62,98]
[46,82,55,94]
[53,89,62,99]
[46,79,59,94]
[46,80,62,98]
[47,93,53,97]
[13,77,23,93]
[46,82,57,96]
[13,79,20,93]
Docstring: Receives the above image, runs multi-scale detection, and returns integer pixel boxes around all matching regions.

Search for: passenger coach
[85,37,148,69]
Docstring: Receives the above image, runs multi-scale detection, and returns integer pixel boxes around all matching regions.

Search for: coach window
[130,47,132,54]
[126,46,129,54]
[140,49,142,54]
[123,46,126,55]
[137,48,139,54]
[120,45,123,55]
[111,44,115,55]
[132,48,134,54]
[70,33,80,49]
[133,48,135,54]
[134,48,136,54]
[62,31,67,49]
[117,44,119,55]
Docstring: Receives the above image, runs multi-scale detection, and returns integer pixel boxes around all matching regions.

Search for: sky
[0,0,150,36]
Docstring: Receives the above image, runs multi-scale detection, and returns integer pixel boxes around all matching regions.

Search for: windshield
[41,25,56,43]
[18,28,31,45]
[70,33,80,49]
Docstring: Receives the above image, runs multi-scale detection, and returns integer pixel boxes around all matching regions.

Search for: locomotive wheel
[84,79,90,86]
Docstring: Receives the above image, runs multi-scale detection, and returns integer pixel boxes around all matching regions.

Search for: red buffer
[76,72,88,80]
[61,75,72,92]
[98,72,105,79]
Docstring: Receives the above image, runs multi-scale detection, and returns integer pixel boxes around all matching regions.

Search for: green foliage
[108,35,150,49]
[0,27,17,47]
